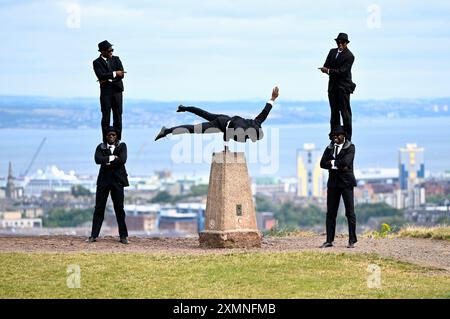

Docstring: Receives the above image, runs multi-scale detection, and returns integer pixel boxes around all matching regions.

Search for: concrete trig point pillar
[199,151,262,248]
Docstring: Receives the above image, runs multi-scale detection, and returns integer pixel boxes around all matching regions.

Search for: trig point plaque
[199,151,262,248]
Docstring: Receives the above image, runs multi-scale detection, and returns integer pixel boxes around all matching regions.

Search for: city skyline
[0,142,436,183]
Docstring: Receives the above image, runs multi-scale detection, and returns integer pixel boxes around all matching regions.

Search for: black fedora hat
[98,40,113,52]
[334,33,350,43]
[329,126,347,139]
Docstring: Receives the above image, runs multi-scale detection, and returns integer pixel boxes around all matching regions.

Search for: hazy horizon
[1,94,450,104]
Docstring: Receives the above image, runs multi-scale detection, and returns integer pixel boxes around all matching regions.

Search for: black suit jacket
[320,140,357,188]
[226,103,272,142]
[93,55,125,93]
[323,48,356,94]
[95,141,129,187]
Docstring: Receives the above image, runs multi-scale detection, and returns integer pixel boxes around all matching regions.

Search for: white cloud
[0,0,449,100]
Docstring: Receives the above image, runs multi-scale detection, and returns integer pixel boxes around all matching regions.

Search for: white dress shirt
[331,142,344,169]
[327,50,343,74]
[107,144,116,163]
[102,56,117,81]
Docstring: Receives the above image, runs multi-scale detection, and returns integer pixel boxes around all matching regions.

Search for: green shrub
[398,226,450,241]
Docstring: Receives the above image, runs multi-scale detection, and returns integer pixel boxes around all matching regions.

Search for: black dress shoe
[347,242,356,248]
[176,105,186,112]
[155,127,168,141]
[86,237,97,243]
[320,242,333,248]
[119,237,128,245]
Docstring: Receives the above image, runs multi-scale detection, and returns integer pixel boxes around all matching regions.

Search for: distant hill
[0,95,449,129]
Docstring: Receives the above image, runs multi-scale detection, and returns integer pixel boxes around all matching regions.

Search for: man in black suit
[154,87,279,147]
[320,126,357,248]
[93,40,126,142]
[319,33,356,141]
[88,126,129,244]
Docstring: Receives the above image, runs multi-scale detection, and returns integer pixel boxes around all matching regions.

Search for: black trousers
[100,91,123,141]
[326,187,357,244]
[168,106,230,136]
[328,88,352,140]
[91,183,128,238]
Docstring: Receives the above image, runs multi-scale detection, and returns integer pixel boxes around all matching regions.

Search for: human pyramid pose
[88,33,357,247]
[88,41,129,244]
[318,33,357,248]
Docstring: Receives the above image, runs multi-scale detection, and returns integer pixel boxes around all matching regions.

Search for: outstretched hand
[271,86,279,101]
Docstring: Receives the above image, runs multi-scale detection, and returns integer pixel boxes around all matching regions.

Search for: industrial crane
[22,137,46,177]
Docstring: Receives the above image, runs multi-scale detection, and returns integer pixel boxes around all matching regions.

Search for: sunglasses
[106,49,114,53]
[107,133,117,137]
[336,40,346,45]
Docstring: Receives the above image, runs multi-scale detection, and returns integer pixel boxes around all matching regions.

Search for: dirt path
[0,235,449,272]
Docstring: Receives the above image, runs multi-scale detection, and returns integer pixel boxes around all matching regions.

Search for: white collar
[101,55,109,61]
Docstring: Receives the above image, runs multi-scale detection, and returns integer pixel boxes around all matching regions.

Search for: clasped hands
[327,160,349,171]
[106,155,119,166]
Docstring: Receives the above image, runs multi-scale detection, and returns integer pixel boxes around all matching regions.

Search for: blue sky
[1,0,449,101]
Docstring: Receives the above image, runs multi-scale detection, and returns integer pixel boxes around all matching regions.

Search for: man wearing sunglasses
[93,40,126,143]
[319,33,356,141]
[88,126,129,244]
[319,126,357,248]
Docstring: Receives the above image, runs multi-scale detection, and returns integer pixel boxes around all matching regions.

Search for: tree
[297,205,325,226]
[257,197,405,229]
[151,191,173,203]
[71,185,91,197]
[355,203,403,224]
[273,202,325,228]
[150,185,210,204]
[275,201,298,227]
[189,184,209,196]
[43,208,93,227]
[255,195,279,213]
[427,194,450,206]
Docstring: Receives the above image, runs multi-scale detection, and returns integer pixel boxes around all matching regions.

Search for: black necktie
[334,145,339,158]
[106,59,112,71]
[109,146,113,154]
[335,51,341,59]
